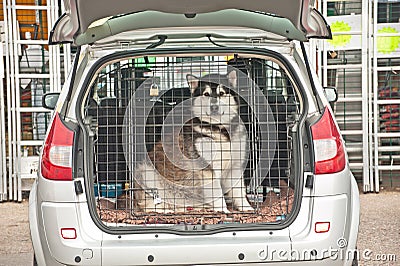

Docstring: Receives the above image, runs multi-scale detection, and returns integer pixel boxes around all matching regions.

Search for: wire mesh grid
[83,54,301,227]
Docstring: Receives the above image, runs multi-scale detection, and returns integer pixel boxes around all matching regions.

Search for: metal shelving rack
[316,0,371,191]
[315,0,400,192]
[0,9,6,201]
[372,1,400,190]
[1,0,71,201]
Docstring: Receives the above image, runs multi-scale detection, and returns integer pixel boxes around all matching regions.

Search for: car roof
[50,0,331,45]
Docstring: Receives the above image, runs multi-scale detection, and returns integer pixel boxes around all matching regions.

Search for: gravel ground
[357,191,400,266]
[0,199,33,266]
[0,191,398,265]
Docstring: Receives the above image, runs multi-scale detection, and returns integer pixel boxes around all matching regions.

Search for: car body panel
[312,168,352,196]
[92,28,293,46]
[29,182,47,266]
[72,11,307,46]
[344,177,360,266]
[41,202,102,265]
[50,0,331,44]
[290,194,348,260]
[102,232,291,265]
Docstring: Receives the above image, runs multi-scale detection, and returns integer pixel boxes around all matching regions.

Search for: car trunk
[51,0,331,44]
[80,49,304,231]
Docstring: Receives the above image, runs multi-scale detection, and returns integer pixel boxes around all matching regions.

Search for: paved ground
[0,199,33,266]
[357,191,400,265]
[0,191,399,265]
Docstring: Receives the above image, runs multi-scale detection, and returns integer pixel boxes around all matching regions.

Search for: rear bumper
[288,176,359,265]
[29,181,64,266]
[29,180,102,266]
[29,177,359,266]
[29,182,46,266]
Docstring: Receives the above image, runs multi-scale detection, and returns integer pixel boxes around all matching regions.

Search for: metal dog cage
[82,53,302,228]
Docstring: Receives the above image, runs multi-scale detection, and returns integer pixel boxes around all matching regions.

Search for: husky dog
[134,70,253,213]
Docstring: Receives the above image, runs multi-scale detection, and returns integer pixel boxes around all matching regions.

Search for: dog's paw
[232,199,254,212]
[222,208,231,213]
[234,201,254,212]
[240,206,254,212]
[213,207,230,213]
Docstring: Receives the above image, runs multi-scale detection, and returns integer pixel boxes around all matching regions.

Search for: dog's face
[187,70,239,125]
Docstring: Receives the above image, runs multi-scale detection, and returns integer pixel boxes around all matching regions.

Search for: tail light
[311,106,346,174]
[41,113,74,180]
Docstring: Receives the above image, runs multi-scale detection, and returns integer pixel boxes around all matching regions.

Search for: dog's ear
[186,74,199,94]
[227,70,237,89]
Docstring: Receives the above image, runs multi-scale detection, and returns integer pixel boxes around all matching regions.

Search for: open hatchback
[29,0,360,265]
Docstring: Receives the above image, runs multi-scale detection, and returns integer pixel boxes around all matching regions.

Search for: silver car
[29,0,360,265]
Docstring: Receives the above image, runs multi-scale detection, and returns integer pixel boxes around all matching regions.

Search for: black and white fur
[134,70,252,213]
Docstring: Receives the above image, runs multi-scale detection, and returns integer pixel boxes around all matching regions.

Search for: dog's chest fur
[148,118,246,185]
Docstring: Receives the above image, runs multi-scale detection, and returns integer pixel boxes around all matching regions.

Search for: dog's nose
[210,104,219,113]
